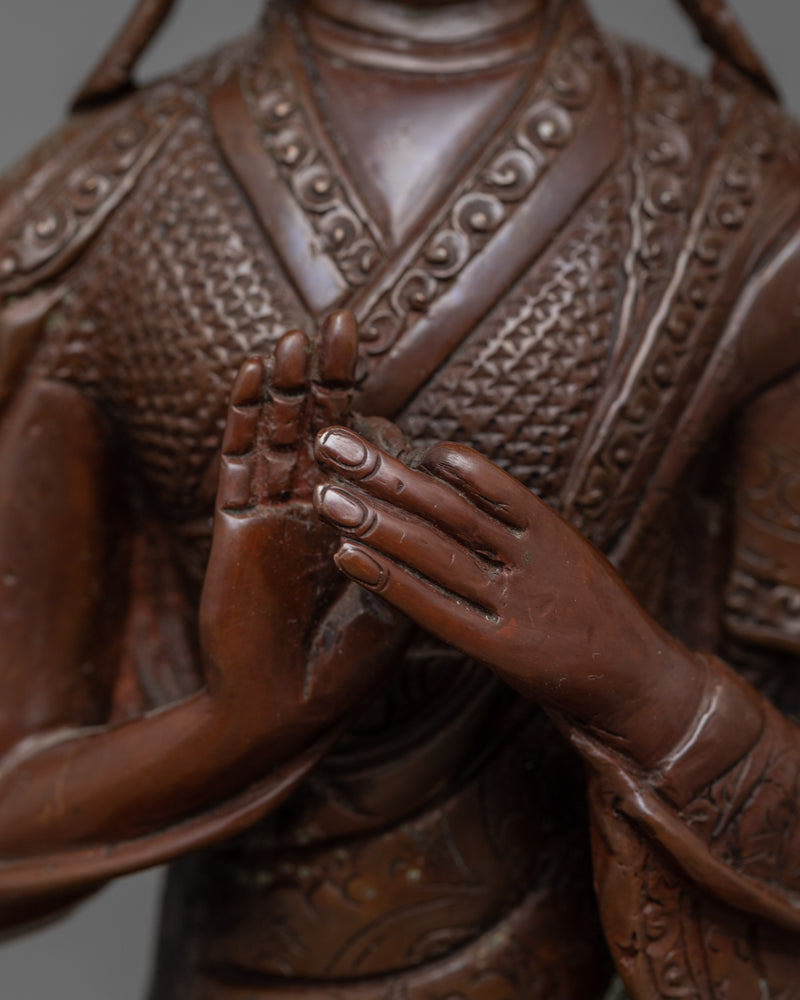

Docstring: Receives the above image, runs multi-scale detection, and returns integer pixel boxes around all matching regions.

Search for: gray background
[0,1,796,997]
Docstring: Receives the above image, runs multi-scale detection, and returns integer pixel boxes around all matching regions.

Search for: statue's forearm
[0,376,123,754]
[0,577,407,863]
[0,373,271,857]
[0,688,227,857]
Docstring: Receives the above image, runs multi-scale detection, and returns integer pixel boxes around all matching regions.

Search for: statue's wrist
[574,630,709,768]
[577,650,763,796]
[648,654,765,807]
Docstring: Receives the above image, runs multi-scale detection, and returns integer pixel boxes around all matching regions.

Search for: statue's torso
[7,3,799,995]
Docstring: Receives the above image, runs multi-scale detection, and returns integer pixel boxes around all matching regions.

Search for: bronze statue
[2,0,800,996]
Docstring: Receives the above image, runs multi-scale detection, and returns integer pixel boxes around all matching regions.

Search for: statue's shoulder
[609,39,800,390]
[0,40,247,304]
[616,39,800,202]
[0,40,250,409]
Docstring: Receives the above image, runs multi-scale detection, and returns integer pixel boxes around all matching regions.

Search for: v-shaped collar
[210,1,623,419]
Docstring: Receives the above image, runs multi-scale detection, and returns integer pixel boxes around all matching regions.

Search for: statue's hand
[199,313,362,714]
[314,429,706,764]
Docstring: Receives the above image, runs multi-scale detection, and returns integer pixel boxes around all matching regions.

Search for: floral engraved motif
[738,443,800,538]
[356,25,608,358]
[637,859,702,999]
[592,776,774,1000]
[721,424,800,648]
[676,718,800,939]
[243,55,383,289]
[725,569,800,644]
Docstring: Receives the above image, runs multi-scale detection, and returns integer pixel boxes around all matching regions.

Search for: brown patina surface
[2,2,800,998]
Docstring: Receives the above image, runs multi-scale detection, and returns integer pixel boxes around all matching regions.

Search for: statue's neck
[304,0,548,46]
[286,0,555,77]
[269,0,557,245]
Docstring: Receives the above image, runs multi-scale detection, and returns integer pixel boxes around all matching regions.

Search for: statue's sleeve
[571,368,800,997]
[574,666,800,997]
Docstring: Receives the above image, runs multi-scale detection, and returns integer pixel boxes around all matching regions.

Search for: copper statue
[2,0,800,996]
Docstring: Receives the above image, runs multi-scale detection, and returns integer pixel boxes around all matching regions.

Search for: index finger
[315,427,517,562]
[316,310,359,387]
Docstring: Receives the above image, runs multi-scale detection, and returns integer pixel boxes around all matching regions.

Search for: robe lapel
[210,14,389,317]
[356,5,623,417]
[358,37,623,418]
[210,3,623,419]
[210,71,350,316]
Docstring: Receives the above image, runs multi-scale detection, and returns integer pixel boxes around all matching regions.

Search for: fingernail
[319,487,368,528]
[317,428,367,467]
[335,544,385,588]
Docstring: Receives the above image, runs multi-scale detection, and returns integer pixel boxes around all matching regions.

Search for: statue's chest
[36,117,314,520]
[398,172,630,512]
[43,12,631,529]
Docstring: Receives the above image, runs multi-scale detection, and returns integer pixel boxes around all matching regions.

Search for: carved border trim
[564,89,782,549]
[0,89,187,297]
